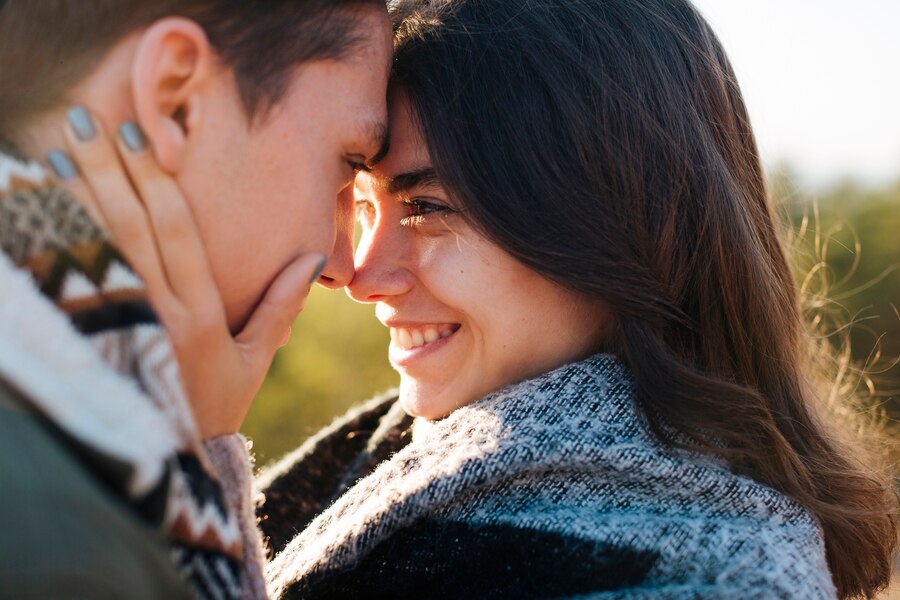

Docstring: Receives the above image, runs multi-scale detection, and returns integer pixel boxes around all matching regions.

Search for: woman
[62,0,896,597]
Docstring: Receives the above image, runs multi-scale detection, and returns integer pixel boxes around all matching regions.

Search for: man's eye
[345,154,370,173]
[355,200,376,227]
[346,160,367,173]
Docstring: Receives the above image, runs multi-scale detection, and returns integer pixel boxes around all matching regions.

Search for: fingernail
[67,106,96,142]
[308,255,328,287]
[47,150,78,181]
[119,122,147,152]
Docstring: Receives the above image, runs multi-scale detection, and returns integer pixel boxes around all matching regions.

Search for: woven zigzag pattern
[38,241,122,297]
[0,147,47,192]
[0,148,244,599]
[173,546,243,599]
[0,185,102,265]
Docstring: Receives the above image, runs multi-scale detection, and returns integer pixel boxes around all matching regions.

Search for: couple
[0,0,895,598]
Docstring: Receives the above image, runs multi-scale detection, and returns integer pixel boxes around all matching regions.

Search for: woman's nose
[317,187,356,289]
[346,216,413,304]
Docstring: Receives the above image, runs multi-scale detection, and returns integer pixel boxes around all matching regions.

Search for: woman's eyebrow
[387,168,440,194]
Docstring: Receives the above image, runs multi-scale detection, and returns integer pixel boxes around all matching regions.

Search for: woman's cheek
[416,234,487,304]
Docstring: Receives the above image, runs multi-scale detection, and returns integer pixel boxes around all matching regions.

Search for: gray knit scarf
[261,354,837,599]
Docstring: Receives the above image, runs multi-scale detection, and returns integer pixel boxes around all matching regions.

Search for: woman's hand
[58,109,326,439]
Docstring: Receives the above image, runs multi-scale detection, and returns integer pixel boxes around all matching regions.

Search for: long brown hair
[391,0,897,596]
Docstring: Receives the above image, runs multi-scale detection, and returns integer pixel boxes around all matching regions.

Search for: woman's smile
[385,321,461,364]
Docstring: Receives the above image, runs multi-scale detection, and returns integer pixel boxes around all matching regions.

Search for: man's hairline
[211,1,390,129]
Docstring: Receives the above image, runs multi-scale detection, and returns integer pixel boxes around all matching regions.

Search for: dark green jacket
[0,381,193,599]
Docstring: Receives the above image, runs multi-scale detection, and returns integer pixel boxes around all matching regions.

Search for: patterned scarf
[0,142,244,598]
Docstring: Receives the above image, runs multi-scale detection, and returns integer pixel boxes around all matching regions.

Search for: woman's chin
[398,379,464,420]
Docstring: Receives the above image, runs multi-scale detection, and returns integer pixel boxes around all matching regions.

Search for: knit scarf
[0,143,244,598]
[262,354,837,599]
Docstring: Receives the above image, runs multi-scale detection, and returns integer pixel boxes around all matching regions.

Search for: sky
[690,0,900,190]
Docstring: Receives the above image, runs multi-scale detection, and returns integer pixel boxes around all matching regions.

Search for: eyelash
[354,198,457,228]
[399,199,456,226]
[346,159,369,173]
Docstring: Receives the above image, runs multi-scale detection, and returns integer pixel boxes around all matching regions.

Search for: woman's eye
[400,198,456,226]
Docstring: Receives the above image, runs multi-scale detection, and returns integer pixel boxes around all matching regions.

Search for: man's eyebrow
[387,168,440,195]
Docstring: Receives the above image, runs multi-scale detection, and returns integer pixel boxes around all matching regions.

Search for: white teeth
[390,325,456,350]
[397,328,414,349]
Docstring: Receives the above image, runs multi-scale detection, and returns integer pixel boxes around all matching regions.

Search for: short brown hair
[0,0,383,138]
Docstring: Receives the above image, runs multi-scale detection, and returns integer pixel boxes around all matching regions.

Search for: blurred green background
[242,171,900,468]
[241,283,399,466]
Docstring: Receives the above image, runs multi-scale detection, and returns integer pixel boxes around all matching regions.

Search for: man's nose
[316,187,356,289]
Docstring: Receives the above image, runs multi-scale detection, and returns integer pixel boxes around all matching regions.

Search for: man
[0,1,390,597]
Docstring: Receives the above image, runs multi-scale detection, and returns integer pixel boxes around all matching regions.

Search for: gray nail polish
[67,106,96,141]
[309,255,328,286]
[119,122,147,152]
[47,150,78,181]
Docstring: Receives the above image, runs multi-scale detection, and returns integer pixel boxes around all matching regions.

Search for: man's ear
[131,18,212,174]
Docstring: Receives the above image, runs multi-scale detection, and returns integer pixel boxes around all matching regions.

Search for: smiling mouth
[390,323,460,351]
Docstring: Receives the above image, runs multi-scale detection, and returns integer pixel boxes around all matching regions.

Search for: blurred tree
[773,170,900,415]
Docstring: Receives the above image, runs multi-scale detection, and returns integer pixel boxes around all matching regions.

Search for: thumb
[237,253,327,359]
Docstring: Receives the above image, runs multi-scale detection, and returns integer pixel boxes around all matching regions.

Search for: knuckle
[155,305,184,334]
[170,316,210,348]
[72,141,115,172]
[190,308,224,339]
[109,210,150,243]
[275,312,298,337]
[152,204,192,240]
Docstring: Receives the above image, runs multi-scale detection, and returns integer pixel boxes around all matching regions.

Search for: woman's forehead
[381,92,431,164]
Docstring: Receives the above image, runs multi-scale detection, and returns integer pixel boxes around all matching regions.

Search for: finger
[46,150,108,230]
[237,253,327,363]
[62,106,175,310]
[115,122,223,312]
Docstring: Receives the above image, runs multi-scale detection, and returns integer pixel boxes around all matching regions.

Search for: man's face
[178,8,391,331]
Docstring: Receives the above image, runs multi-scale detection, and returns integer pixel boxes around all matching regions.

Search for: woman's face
[348,93,608,419]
